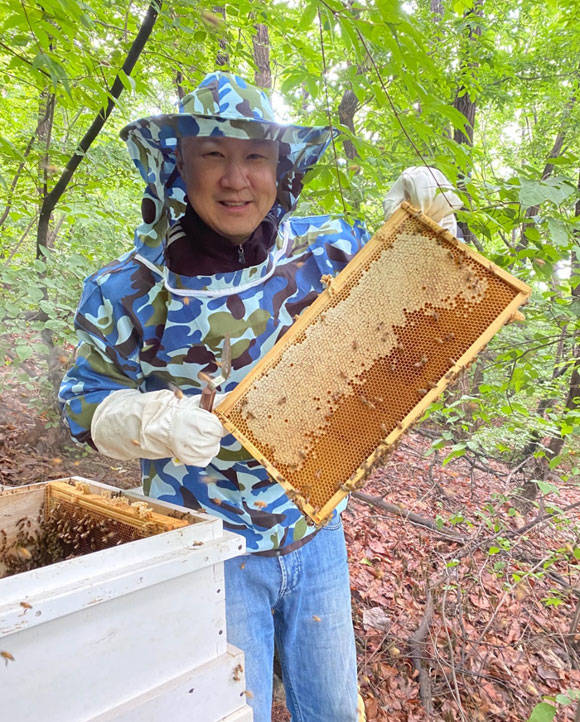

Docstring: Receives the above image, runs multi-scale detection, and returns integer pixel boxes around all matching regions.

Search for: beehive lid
[216,203,531,525]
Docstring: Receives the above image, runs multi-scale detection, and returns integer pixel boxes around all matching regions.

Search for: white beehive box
[0,478,252,722]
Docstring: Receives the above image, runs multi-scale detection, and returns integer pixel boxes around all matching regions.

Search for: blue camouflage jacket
[59,73,369,553]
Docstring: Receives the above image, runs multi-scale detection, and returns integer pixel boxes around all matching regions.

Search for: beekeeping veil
[120,72,337,263]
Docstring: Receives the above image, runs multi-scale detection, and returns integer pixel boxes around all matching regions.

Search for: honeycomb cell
[216,204,531,524]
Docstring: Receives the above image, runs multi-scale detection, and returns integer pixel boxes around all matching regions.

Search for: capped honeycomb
[216,203,531,525]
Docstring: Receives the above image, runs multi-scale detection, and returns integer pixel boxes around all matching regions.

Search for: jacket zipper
[237,245,245,264]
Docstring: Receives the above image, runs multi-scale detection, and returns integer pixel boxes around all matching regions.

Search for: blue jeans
[224,518,359,722]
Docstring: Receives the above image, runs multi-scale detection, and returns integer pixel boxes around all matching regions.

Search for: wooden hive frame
[216,203,532,525]
[0,478,191,577]
[45,479,189,534]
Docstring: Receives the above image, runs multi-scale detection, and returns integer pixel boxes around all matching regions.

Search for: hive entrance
[0,479,190,578]
[216,203,531,525]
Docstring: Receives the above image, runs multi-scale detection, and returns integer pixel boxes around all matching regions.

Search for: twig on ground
[441,578,468,721]
[505,499,580,539]
[351,491,467,542]
[504,454,535,486]
[570,597,580,640]
[408,586,434,716]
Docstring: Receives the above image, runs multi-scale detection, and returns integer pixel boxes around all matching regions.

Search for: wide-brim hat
[120,72,336,223]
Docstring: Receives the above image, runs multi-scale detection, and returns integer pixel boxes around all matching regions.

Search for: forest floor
[1,347,579,721]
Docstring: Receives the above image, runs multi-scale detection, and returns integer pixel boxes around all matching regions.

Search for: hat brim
[120,113,333,151]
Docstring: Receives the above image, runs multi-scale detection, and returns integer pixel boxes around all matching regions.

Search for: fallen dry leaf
[362,606,390,632]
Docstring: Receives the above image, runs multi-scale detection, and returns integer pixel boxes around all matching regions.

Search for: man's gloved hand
[91,388,228,466]
[383,166,462,235]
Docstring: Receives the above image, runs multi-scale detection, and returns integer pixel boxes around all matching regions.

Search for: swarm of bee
[0,503,144,578]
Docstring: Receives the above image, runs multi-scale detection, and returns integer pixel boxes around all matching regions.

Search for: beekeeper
[59,72,460,722]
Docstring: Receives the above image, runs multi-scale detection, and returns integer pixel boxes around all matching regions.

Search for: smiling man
[59,72,459,722]
[177,136,279,243]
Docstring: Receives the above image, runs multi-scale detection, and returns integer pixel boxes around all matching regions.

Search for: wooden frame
[216,203,531,524]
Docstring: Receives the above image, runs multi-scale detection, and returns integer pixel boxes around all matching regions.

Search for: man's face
[177,136,278,244]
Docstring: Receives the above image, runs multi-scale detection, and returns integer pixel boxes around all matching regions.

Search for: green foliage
[0,251,94,352]
[527,690,580,721]
[0,0,578,476]
[527,702,557,722]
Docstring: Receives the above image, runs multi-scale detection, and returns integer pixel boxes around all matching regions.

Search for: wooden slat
[46,481,189,533]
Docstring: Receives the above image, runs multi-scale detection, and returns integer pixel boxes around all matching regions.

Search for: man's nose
[220,159,248,189]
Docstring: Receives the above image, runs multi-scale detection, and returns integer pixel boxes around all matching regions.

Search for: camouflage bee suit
[59,73,369,554]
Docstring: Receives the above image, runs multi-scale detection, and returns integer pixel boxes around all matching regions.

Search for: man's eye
[204,151,223,158]
[247,153,266,160]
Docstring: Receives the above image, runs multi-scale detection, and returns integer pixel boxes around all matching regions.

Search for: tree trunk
[175,71,185,101]
[213,6,229,67]
[253,23,271,89]
[431,0,443,20]
[452,3,483,251]
[36,0,161,253]
[337,2,361,162]
[453,90,477,147]
[36,90,56,255]
[338,89,359,160]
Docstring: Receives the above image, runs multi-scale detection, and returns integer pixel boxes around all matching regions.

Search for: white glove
[91,389,227,466]
[383,166,462,235]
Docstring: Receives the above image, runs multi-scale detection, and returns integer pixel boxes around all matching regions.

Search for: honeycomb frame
[216,203,531,525]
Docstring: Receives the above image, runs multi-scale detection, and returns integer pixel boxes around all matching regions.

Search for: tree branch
[36,0,161,253]
[0,41,49,76]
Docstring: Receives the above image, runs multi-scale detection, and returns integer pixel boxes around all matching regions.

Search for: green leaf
[527,702,556,722]
[337,16,359,51]
[443,443,467,465]
[14,345,34,361]
[452,0,475,15]
[478,383,496,393]
[32,52,72,95]
[118,69,136,93]
[536,480,559,495]
[524,226,541,242]
[543,596,563,607]
[511,367,526,392]
[298,1,318,31]
[43,319,64,331]
[555,693,571,705]
[519,178,576,208]
[546,218,569,247]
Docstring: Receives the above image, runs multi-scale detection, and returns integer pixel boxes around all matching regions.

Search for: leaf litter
[1,346,579,721]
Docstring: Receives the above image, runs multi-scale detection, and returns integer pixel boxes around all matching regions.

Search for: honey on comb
[216,205,531,524]
[240,228,488,467]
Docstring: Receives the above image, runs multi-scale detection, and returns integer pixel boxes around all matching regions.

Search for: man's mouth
[220,201,251,207]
